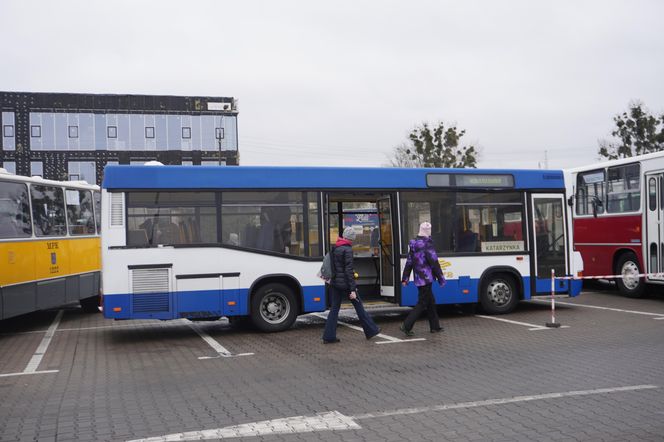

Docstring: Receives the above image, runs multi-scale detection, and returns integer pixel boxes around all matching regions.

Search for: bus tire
[479,273,519,315]
[250,283,298,332]
[80,296,100,313]
[615,252,645,298]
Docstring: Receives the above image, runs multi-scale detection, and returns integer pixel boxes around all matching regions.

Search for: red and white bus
[565,151,664,297]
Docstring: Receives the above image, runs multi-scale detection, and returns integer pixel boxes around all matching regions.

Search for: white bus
[101,164,582,331]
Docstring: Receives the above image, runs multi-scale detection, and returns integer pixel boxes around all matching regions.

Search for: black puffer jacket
[330,243,356,292]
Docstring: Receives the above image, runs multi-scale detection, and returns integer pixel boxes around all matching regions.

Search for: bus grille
[131,268,170,293]
[133,293,170,313]
[110,193,124,227]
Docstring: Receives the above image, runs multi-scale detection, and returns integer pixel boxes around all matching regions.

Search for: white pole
[546,268,561,328]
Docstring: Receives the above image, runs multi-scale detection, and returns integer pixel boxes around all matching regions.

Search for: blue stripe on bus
[102,165,564,190]
[103,276,580,320]
[103,285,328,320]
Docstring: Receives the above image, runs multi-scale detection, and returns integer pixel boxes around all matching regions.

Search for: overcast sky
[2,1,663,170]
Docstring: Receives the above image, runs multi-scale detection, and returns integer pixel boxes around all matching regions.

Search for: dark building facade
[0,91,239,185]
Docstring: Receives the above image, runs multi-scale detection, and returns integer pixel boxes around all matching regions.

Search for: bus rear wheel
[479,273,519,314]
[615,252,645,298]
[250,283,298,332]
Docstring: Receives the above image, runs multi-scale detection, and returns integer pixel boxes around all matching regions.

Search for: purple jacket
[401,236,446,287]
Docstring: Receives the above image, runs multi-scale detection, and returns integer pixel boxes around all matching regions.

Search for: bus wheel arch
[478,267,521,315]
[613,250,646,298]
[248,275,302,332]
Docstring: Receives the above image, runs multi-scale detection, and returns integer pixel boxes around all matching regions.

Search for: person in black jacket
[322,226,381,344]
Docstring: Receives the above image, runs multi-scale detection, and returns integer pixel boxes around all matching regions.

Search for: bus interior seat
[457,230,478,252]
[156,221,181,245]
[128,229,149,246]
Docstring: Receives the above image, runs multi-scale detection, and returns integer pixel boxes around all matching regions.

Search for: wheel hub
[260,293,289,324]
[621,261,640,289]
[488,281,511,306]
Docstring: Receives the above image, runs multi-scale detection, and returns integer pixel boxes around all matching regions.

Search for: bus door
[531,194,568,286]
[645,173,664,281]
[377,197,396,297]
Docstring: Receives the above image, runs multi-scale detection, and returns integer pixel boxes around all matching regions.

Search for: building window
[215,127,224,139]
[181,160,193,166]
[31,161,43,177]
[107,126,117,138]
[68,161,96,184]
[145,126,155,138]
[2,162,16,174]
[68,126,79,138]
[31,125,42,138]
[182,127,191,139]
[3,125,14,137]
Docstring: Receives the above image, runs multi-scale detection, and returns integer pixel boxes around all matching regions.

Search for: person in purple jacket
[400,222,446,336]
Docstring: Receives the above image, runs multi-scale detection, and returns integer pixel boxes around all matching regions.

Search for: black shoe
[366,328,381,340]
[323,338,341,344]
[430,328,444,333]
[399,324,414,337]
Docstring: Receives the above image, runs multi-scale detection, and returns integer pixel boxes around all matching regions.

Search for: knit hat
[342,226,357,241]
[418,222,432,237]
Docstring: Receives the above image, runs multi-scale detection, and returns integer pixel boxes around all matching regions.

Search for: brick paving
[0,286,663,441]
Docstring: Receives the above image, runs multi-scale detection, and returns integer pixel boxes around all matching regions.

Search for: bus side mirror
[567,196,574,207]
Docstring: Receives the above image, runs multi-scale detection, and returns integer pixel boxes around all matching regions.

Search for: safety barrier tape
[553,272,664,280]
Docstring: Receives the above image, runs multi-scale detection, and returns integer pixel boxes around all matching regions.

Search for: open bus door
[377,197,396,298]
[531,194,569,293]
[645,173,664,281]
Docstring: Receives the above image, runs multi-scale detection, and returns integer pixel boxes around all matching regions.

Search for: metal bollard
[546,268,561,328]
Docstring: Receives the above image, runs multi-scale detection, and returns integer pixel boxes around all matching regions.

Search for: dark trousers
[403,283,441,331]
[323,285,379,341]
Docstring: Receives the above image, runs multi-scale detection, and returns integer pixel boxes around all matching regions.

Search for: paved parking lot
[1,285,663,442]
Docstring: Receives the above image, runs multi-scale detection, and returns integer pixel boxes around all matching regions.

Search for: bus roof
[102,165,565,191]
[565,150,664,173]
[0,171,99,191]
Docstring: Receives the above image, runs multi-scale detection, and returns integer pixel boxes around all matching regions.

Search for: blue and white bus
[101,164,583,331]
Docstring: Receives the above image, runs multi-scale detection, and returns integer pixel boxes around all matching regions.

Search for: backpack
[318,246,336,282]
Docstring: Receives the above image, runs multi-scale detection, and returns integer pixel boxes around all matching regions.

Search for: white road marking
[128,385,658,441]
[351,384,658,419]
[127,411,360,442]
[311,313,425,344]
[0,370,59,378]
[187,322,253,359]
[531,299,664,319]
[475,314,570,331]
[23,310,63,373]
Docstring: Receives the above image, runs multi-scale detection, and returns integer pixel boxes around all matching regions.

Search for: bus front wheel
[250,283,298,332]
[479,273,519,314]
[615,253,645,298]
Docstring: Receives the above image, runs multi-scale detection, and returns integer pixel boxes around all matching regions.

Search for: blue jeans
[323,285,379,341]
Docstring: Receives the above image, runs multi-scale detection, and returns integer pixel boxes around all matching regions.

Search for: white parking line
[128,384,658,441]
[531,299,664,319]
[311,313,425,344]
[475,314,570,331]
[23,310,63,373]
[187,322,253,359]
[0,370,59,378]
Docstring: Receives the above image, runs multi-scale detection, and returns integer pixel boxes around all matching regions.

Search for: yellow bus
[0,169,101,320]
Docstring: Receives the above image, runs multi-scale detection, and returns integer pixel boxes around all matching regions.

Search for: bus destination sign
[427,173,514,188]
